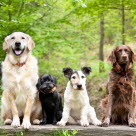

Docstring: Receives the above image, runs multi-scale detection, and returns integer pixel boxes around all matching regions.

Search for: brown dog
[101,45,136,127]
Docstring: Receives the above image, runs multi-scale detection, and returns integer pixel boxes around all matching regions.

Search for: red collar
[39,90,46,94]
[16,62,25,66]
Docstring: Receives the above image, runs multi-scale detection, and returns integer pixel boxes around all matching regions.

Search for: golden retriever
[1,32,41,129]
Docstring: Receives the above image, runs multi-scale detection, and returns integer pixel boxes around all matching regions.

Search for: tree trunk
[17,1,25,18]
[99,12,105,72]
[8,0,12,21]
[122,0,125,44]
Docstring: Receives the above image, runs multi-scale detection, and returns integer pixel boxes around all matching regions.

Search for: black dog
[36,74,63,125]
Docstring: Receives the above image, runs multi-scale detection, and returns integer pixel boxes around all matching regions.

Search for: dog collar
[39,87,56,94]
[39,90,46,94]
[16,62,25,66]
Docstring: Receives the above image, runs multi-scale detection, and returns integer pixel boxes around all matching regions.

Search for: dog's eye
[22,37,25,39]
[11,37,15,39]
[81,76,85,78]
[72,76,76,79]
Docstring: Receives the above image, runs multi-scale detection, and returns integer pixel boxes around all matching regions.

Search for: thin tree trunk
[99,12,104,61]
[99,12,105,72]
[8,0,12,21]
[18,1,25,18]
[122,0,125,44]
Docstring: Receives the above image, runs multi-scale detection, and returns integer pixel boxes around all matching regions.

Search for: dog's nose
[77,84,82,89]
[15,41,21,47]
[122,55,127,59]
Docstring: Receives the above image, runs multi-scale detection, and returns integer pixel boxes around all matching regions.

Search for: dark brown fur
[101,45,136,127]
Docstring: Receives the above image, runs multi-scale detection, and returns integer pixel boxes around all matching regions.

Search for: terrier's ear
[62,67,73,79]
[81,67,91,76]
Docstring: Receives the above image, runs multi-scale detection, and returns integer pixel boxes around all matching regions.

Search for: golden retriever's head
[3,32,35,56]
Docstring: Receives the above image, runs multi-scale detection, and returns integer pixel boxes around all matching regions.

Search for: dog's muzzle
[40,83,56,93]
[12,42,25,56]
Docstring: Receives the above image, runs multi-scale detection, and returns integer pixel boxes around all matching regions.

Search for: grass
[0,130,78,136]
[52,130,78,136]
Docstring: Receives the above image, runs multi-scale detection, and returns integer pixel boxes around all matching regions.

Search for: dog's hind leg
[67,116,77,125]
[1,91,13,125]
[31,99,42,125]
[88,106,101,126]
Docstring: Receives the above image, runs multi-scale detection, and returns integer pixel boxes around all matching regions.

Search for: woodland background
[1,0,136,120]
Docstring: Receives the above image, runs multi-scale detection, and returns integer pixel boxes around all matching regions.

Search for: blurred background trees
[1,0,136,116]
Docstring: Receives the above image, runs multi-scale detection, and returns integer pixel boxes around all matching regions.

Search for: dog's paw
[101,122,109,127]
[57,121,66,126]
[52,120,57,125]
[21,119,31,129]
[80,121,89,127]
[40,121,46,125]
[4,119,12,125]
[11,117,20,127]
[93,119,102,126]
[101,118,109,127]
[33,119,40,125]
[129,123,136,127]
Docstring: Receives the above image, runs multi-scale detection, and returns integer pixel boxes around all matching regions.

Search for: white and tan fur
[57,67,101,127]
[1,32,41,129]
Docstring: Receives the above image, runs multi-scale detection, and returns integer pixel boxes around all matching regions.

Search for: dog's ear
[127,46,136,63]
[50,75,57,85]
[26,34,35,51]
[3,36,10,52]
[62,67,73,78]
[36,78,42,90]
[81,67,91,76]
[108,49,116,64]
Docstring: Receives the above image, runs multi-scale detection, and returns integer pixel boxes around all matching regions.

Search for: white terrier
[57,67,101,127]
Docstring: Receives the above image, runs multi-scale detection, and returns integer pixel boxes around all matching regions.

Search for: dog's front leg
[9,93,20,127]
[80,106,89,127]
[57,103,70,126]
[40,103,47,125]
[22,95,34,129]
[128,91,136,127]
[89,106,101,126]
[52,108,57,125]
[52,102,59,125]
[101,94,112,127]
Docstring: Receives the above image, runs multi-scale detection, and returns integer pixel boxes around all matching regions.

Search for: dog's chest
[40,94,56,109]
[4,66,33,91]
[68,93,86,109]
[111,81,133,105]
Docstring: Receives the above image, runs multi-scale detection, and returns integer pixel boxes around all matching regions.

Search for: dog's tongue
[15,50,21,55]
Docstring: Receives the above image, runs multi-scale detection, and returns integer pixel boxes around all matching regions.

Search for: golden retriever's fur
[1,32,41,129]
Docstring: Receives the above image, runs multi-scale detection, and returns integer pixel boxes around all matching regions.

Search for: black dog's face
[36,74,57,94]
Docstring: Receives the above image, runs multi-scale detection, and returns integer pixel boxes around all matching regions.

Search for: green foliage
[15,131,24,136]
[53,130,78,136]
